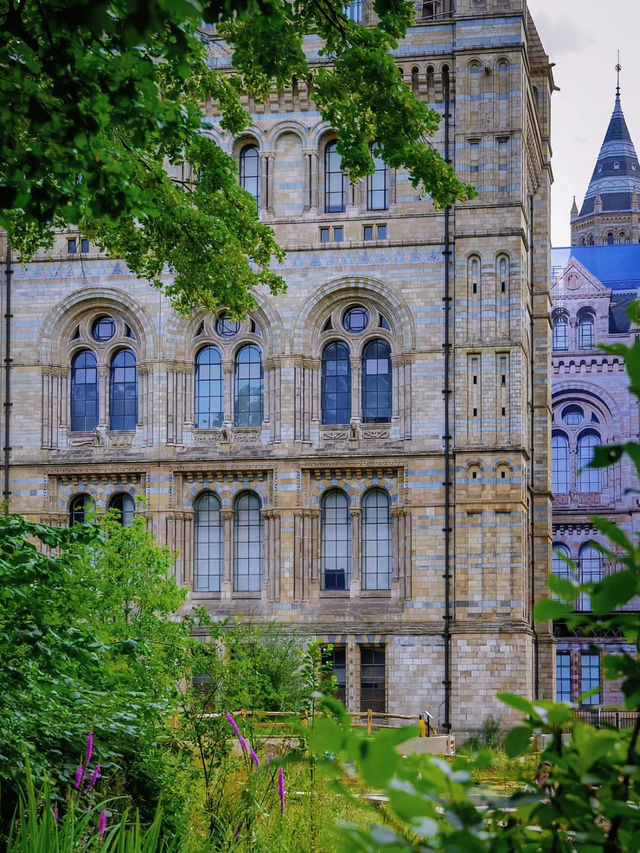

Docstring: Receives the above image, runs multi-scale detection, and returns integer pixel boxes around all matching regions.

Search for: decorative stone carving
[194,430,221,445]
[108,431,135,447]
[361,428,390,440]
[69,431,101,447]
[320,428,349,440]
[233,429,261,445]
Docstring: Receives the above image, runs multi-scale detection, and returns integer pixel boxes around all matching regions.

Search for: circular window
[92,316,116,342]
[216,313,240,338]
[343,306,370,333]
[562,405,584,426]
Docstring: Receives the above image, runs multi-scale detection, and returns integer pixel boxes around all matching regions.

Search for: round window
[562,405,584,426]
[343,306,370,333]
[92,316,116,342]
[216,313,241,337]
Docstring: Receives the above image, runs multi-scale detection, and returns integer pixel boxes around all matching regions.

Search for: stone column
[350,507,361,596]
[98,366,109,428]
[221,507,234,600]
[223,361,234,428]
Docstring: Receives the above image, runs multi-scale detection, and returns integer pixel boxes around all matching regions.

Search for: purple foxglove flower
[250,749,260,768]
[86,731,93,765]
[75,763,84,790]
[278,766,285,815]
[226,712,248,752]
[87,764,100,792]
[99,810,107,837]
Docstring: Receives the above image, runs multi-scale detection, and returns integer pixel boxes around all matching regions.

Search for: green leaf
[503,725,532,758]
[591,570,637,614]
[534,599,572,621]
[497,693,534,715]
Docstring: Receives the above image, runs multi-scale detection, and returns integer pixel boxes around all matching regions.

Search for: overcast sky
[526,0,640,247]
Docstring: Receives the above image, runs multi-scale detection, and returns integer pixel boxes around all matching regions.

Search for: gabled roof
[578,89,640,218]
[570,245,640,290]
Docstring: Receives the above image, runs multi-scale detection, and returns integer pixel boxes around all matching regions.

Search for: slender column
[98,366,108,428]
[267,154,275,213]
[41,370,52,448]
[260,155,269,212]
[222,508,234,599]
[223,361,234,427]
[310,509,321,584]
[350,507,361,595]
[294,360,302,440]
[303,152,311,211]
[351,356,361,423]
[310,151,319,211]
[263,358,272,427]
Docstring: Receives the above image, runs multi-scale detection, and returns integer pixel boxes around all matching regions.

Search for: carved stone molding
[107,431,135,447]
[320,429,349,441]
[68,431,101,447]
[233,428,261,446]
[361,427,390,440]
[194,429,221,445]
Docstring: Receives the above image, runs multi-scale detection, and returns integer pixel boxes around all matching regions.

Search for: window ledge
[232,591,262,599]
[320,591,351,598]
[361,589,392,597]
[192,591,222,599]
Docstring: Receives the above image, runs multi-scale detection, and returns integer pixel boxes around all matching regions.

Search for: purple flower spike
[86,731,93,765]
[87,764,100,792]
[99,810,107,837]
[53,805,59,821]
[278,766,285,815]
[226,712,242,738]
[250,749,260,768]
[75,763,84,790]
[238,734,249,753]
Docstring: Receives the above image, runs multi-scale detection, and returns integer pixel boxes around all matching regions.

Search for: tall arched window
[108,493,135,527]
[552,545,572,583]
[579,544,602,611]
[69,494,94,525]
[194,492,224,592]
[195,346,224,428]
[367,144,389,210]
[362,489,391,590]
[362,339,392,423]
[234,491,262,591]
[325,141,346,212]
[607,232,615,245]
[321,489,351,590]
[71,350,99,431]
[240,144,261,211]
[552,312,568,351]
[577,431,601,493]
[552,432,570,494]
[578,311,595,350]
[322,342,351,425]
[109,349,137,431]
[234,345,263,427]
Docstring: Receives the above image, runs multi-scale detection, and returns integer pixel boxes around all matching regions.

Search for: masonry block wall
[0,0,553,736]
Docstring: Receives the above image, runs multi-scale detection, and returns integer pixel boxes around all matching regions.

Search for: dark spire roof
[578,86,640,219]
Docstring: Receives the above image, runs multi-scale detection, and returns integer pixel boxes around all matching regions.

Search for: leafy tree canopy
[0,0,475,314]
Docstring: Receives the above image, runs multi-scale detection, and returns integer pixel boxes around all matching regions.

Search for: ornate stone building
[551,83,640,707]
[0,0,554,735]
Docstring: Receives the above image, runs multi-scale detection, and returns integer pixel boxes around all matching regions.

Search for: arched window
[362,489,392,590]
[367,144,388,210]
[194,492,224,592]
[195,346,224,428]
[579,544,602,611]
[234,345,263,427]
[607,232,615,245]
[577,431,601,493]
[362,339,392,423]
[552,432,570,494]
[578,311,595,350]
[108,493,135,527]
[552,545,572,583]
[239,144,261,210]
[109,349,137,431]
[69,494,94,526]
[322,342,351,425]
[321,490,351,590]
[71,350,99,432]
[325,141,346,212]
[552,312,568,351]
[234,491,262,591]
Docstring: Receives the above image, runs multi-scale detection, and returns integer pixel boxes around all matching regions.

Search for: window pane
[360,647,385,712]
[362,339,392,423]
[240,145,261,211]
[362,489,391,590]
[195,493,224,592]
[234,345,263,427]
[234,492,262,591]
[551,433,569,494]
[71,350,99,431]
[579,544,602,611]
[556,652,571,702]
[577,433,601,493]
[580,653,600,705]
[553,315,568,351]
[69,494,94,525]
[109,493,135,526]
[325,142,345,212]
[367,145,388,211]
[579,316,595,349]
[195,346,224,428]
[109,349,137,430]
[322,342,351,424]
[322,490,351,590]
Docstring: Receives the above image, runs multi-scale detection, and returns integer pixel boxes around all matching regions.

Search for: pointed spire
[571,196,578,218]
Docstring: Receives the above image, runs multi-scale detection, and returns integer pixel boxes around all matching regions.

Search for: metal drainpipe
[529,195,539,698]
[442,64,453,734]
[3,245,12,514]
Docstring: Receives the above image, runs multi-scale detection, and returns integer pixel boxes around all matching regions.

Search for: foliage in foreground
[1,0,475,314]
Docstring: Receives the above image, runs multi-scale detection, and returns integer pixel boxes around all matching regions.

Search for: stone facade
[0,0,554,736]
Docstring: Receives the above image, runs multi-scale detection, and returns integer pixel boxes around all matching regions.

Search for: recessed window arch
[322,341,352,425]
[497,254,509,294]
[552,431,569,494]
[578,543,602,611]
[324,140,346,213]
[69,494,94,526]
[578,309,595,350]
[577,431,602,493]
[109,348,138,431]
[71,350,99,432]
[607,232,615,245]
[321,489,351,590]
[362,488,392,590]
[562,405,584,427]
[552,544,572,583]
[234,344,263,427]
[233,491,262,592]
[195,346,224,428]
[362,339,392,423]
[108,492,135,527]
[194,492,224,592]
[367,144,389,211]
[239,143,261,211]
[552,311,569,351]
